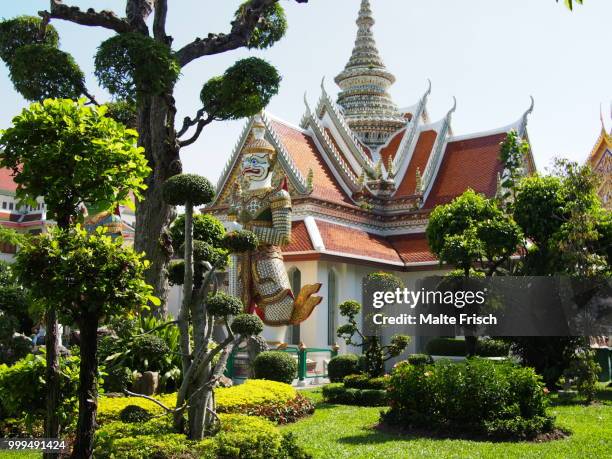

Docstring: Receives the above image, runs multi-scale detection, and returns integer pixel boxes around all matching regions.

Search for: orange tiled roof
[424,133,506,208]
[285,221,313,252]
[0,168,17,192]
[388,233,437,264]
[316,220,402,263]
[380,129,406,166]
[395,130,437,198]
[270,120,354,206]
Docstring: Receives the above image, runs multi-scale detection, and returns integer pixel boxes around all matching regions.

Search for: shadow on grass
[548,385,612,407]
[336,423,569,446]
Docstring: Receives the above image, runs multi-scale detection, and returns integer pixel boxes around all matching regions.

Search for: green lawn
[282,386,612,459]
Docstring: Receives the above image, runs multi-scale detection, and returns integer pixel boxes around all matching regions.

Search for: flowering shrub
[383,358,555,439]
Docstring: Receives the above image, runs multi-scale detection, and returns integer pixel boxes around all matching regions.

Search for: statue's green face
[241,153,271,182]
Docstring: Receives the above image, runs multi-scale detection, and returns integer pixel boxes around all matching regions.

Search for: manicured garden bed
[282,385,612,459]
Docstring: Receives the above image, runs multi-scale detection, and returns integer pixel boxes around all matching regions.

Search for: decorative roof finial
[415,167,422,194]
[334,0,405,149]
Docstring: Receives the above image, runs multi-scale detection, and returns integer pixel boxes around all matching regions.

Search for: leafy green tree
[0,98,149,458]
[0,1,309,313]
[163,174,264,440]
[508,161,609,389]
[513,160,609,276]
[427,190,523,277]
[426,189,522,355]
[15,226,155,459]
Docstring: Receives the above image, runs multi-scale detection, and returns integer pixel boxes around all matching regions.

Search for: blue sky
[1,1,610,185]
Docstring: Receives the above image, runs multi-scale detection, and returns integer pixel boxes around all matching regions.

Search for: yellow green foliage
[97,379,296,424]
[95,413,291,459]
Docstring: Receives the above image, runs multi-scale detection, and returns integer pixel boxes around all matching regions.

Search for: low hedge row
[383,358,555,439]
[342,374,388,390]
[322,383,387,407]
[94,413,311,459]
[425,338,510,357]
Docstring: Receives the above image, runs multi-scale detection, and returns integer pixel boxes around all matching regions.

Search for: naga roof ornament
[335,0,406,150]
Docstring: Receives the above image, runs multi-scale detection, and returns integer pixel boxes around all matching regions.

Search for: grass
[282,385,612,459]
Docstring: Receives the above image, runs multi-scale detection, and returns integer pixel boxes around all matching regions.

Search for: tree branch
[153,0,170,44]
[41,1,134,33]
[124,389,186,414]
[179,116,214,148]
[175,0,308,67]
[177,108,206,138]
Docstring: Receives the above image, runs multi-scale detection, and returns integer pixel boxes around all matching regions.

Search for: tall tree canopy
[0,0,309,314]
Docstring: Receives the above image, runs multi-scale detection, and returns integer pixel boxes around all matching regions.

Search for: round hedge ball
[231,313,264,336]
[162,174,215,206]
[207,292,243,317]
[222,230,259,253]
[252,351,297,385]
[119,405,154,423]
[327,354,360,383]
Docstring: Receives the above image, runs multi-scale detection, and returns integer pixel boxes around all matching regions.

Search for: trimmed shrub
[343,374,388,390]
[98,380,313,425]
[119,405,153,424]
[425,338,509,357]
[383,358,555,439]
[252,351,297,384]
[476,339,511,357]
[231,313,264,336]
[94,413,311,459]
[407,354,434,366]
[130,334,171,373]
[328,354,359,382]
[322,383,386,407]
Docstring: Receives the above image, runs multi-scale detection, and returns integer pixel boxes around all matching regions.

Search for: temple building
[206,0,536,352]
[587,113,612,209]
[0,166,136,260]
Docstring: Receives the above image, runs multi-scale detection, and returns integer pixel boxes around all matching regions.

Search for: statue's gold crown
[243,119,277,160]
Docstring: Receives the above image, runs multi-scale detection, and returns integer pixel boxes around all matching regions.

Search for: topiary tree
[162,174,264,440]
[337,294,410,378]
[0,98,149,457]
[15,226,156,458]
[0,1,310,315]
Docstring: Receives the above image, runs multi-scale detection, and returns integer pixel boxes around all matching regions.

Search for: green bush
[343,374,388,390]
[129,334,171,373]
[322,383,387,407]
[425,338,510,357]
[104,365,134,393]
[407,354,434,366]
[98,380,314,426]
[252,351,297,385]
[119,405,153,424]
[327,354,359,382]
[560,349,601,402]
[383,358,555,439]
[95,413,311,459]
[476,339,511,357]
[0,353,85,432]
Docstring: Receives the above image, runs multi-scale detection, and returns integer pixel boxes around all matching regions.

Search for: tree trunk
[43,309,60,459]
[71,312,99,459]
[134,94,181,316]
[43,215,70,459]
[465,335,478,357]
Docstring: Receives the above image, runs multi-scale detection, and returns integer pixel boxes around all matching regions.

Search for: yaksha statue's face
[241,153,271,183]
